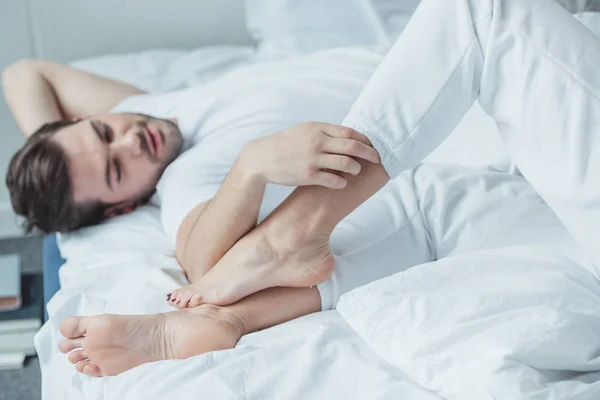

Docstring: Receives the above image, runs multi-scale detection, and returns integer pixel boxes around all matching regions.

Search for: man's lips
[145,126,163,157]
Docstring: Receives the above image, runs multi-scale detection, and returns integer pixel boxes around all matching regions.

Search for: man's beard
[132,113,184,165]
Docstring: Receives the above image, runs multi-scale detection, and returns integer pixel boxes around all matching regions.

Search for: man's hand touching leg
[170,157,389,308]
[176,122,380,284]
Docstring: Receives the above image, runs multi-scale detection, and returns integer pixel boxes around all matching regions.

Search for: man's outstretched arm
[2,59,143,136]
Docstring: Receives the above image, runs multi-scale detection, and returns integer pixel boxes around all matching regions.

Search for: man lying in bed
[3,49,383,374]
[5,0,600,378]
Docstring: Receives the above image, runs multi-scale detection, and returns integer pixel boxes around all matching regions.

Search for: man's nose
[110,134,142,158]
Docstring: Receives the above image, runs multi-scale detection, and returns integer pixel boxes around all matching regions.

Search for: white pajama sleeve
[343,0,600,266]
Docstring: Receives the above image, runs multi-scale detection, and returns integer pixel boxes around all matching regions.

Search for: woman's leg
[59,286,322,377]
[173,0,600,306]
[322,161,586,310]
[343,0,600,265]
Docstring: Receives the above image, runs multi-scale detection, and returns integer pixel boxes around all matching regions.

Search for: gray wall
[0,0,251,237]
[0,1,35,237]
[559,0,600,12]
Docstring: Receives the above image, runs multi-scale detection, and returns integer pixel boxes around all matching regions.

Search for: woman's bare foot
[58,305,244,377]
[168,226,334,308]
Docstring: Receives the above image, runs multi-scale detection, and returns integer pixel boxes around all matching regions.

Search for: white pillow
[70,46,255,93]
[56,205,172,262]
[244,0,390,60]
[370,0,421,41]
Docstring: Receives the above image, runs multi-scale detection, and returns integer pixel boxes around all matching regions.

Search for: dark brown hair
[6,120,108,234]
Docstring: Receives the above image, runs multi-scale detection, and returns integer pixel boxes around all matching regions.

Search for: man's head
[6,112,183,233]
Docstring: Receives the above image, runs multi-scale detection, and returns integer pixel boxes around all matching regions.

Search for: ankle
[261,209,332,258]
[188,304,248,337]
[262,224,325,260]
[154,313,178,360]
[219,306,249,336]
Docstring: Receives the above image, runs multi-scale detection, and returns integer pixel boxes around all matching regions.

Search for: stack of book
[0,255,43,370]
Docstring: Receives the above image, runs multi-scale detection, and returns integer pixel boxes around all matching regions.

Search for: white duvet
[37,12,600,400]
[338,243,600,399]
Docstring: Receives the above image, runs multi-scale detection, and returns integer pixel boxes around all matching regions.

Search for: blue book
[0,255,20,311]
[0,273,43,324]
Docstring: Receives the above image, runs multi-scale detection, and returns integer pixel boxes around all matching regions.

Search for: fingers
[318,154,362,176]
[317,123,372,146]
[312,171,347,189]
[322,137,380,164]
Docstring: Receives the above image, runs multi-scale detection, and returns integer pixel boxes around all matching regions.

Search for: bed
[35,2,600,399]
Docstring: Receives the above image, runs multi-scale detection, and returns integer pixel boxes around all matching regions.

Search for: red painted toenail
[166,293,171,300]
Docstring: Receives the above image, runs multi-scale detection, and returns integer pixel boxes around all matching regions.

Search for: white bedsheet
[40,205,443,399]
[41,307,440,399]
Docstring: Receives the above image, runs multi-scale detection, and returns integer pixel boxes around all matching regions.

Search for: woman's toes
[168,287,201,308]
[59,338,83,354]
[173,290,183,302]
[187,294,204,308]
[60,316,86,338]
[68,349,89,364]
[174,292,191,309]
[168,293,178,305]
[76,360,103,377]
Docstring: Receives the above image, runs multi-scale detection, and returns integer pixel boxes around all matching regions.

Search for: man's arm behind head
[2,59,143,137]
